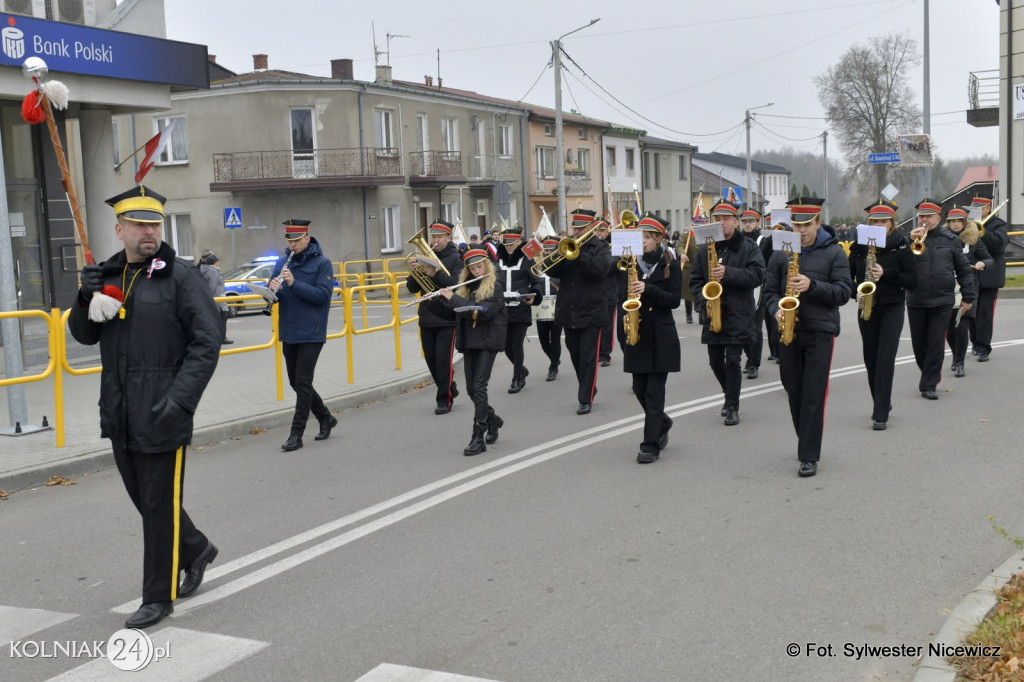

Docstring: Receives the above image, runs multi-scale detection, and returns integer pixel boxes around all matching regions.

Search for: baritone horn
[616,209,638,229]
[406,227,450,292]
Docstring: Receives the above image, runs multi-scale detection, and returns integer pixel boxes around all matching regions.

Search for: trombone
[531,220,603,276]
[406,227,451,292]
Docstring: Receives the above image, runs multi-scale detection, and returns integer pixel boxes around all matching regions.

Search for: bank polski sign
[0,14,208,88]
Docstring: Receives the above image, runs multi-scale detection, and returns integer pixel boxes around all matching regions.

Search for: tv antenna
[385,32,409,66]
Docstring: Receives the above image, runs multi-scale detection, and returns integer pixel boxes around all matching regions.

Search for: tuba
[778,246,800,345]
[621,247,641,346]
[530,220,603,276]
[857,239,877,321]
[406,228,450,292]
[701,238,723,333]
[616,209,638,230]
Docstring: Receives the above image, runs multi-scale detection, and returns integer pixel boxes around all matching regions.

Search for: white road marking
[354,663,502,681]
[0,605,76,642]
[47,627,268,681]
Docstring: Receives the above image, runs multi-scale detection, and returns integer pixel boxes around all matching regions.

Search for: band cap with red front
[637,212,667,237]
[283,218,312,240]
[914,198,942,216]
[786,196,825,224]
[865,199,898,220]
[106,185,166,223]
[429,219,454,236]
[542,237,560,248]
[946,207,969,221]
[970,196,993,207]
[570,208,597,228]
[500,223,524,244]
[462,248,490,266]
[740,208,761,222]
[710,201,740,218]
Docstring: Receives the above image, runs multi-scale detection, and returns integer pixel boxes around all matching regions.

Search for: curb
[913,549,1024,681]
[0,365,442,493]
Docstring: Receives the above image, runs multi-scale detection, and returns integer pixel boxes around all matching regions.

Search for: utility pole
[745,103,773,209]
[822,130,829,224]
[553,18,600,232]
[922,0,931,200]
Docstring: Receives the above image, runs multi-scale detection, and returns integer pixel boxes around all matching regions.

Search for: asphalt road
[3,301,1023,682]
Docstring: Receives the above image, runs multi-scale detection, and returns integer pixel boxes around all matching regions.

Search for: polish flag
[135,120,176,183]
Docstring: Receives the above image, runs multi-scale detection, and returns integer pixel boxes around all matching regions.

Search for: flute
[403,273,490,306]
[269,252,293,293]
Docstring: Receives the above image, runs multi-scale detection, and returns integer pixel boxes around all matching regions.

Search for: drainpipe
[1007,1,1014,224]
[518,114,529,229]
[359,86,370,264]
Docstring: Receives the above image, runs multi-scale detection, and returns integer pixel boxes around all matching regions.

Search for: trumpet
[406,228,451,292]
[857,239,877,321]
[910,231,926,255]
[530,220,603,276]
[702,238,723,333]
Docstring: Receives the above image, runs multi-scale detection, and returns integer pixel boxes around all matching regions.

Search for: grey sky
[165,0,999,165]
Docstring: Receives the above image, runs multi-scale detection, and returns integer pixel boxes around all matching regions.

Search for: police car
[222,255,342,317]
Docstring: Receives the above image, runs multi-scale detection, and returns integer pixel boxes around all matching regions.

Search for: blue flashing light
[254,255,281,262]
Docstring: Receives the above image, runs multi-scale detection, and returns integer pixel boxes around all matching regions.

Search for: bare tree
[815,33,921,196]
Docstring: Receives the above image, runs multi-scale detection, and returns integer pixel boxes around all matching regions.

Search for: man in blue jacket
[270,219,337,451]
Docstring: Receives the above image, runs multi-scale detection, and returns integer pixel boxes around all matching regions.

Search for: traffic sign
[868,152,901,165]
[224,207,243,228]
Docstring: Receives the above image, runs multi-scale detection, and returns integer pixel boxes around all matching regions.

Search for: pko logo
[2,22,26,60]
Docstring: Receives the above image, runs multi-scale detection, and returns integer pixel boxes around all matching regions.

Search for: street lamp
[553,18,600,232]
[745,102,773,209]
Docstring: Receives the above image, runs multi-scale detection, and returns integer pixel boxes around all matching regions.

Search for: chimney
[424,75,433,86]
[331,58,353,80]
[253,54,268,71]
[437,77,442,88]
[208,54,216,63]
[375,64,392,85]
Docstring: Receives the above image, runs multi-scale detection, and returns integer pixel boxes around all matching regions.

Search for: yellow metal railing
[1007,230,1024,267]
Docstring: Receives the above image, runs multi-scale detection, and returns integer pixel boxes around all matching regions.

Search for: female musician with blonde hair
[439,249,507,455]
[944,207,992,378]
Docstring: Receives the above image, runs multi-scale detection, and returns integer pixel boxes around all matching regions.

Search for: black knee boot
[485,408,503,445]
[464,420,488,456]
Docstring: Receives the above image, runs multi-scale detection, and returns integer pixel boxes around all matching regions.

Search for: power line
[753,119,823,143]
[513,62,550,107]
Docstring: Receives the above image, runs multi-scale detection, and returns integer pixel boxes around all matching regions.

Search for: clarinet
[269,252,293,293]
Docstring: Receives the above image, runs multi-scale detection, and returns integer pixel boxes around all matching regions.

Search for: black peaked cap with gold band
[105,185,167,223]
[786,196,825,224]
[283,218,312,240]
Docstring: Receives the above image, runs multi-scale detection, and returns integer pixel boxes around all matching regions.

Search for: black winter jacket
[407,242,465,327]
[496,244,544,325]
[848,232,917,307]
[548,237,616,329]
[448,277,508,352]
[68,243,221,453]
[977,216,1009,288]
[906,228,978,309]
[764,226,852,336]
[619,249,682,374]
[690,229,765,344]
[271,237,333,344]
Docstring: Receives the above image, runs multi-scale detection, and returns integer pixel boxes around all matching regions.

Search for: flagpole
[113,139,149,171]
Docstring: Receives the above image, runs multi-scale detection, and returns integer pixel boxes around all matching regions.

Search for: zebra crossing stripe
[354,663,502,682]
[46,627,268,681]
[0,605,76,643]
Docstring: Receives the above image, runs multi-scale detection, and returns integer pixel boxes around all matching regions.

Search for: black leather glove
[151,397,188,432]
[80,264,104,296]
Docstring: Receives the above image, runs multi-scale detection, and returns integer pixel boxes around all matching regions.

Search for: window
[536,147,555,178]
[374,108,394,150]
[155,116,188,164]
[111,120,120,165]
[498,124,514,156]
[576,148,589,173]
[606,147,616,176]
[625,149,635,175]
[679,155,687,180]
[441,118,458,152]
[578,127,586,140]
[415,113,428,152]
[164,214,193,258]
[291,108,316,177]
[382,205,401,252]
[544,124,553,136]
[442,202,458,224]
[642,152,650,189]
[654,153,661,189]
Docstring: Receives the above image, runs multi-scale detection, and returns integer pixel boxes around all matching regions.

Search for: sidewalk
[0,324,438,492]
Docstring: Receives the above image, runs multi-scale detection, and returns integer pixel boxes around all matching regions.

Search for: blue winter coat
[271,237,334,344]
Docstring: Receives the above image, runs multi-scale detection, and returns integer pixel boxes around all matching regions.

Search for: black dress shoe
[921,390,938,400]
[978,353,990,362]
[599,358,611,367]
[746,366,759,379]
[546,367,558,381]
[125,602,172,629]
[723,408,739,426]
[767,354,777,361]
[798,461,817,477]
[637,448,659,464]
[954,364,965,378]
[872,420,887,431]
[282,435,303,451]
[179,542,218,598]
[434,403,451,415]
[686,316,693,324]
[221,339,234,345]
[576,403,591,415]
[508,379,522,394]
[314,415,338,441]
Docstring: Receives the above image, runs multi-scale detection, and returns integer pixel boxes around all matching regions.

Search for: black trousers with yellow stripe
[113,444,210,604]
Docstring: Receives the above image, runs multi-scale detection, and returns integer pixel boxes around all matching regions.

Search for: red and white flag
[135,120,176,183]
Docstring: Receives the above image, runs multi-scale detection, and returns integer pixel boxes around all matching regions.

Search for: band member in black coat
[848,200,917,430]
[739,208,769,379]
[535,237,563,381]
[945,206,993,378]
[690,200,765,426]
[439,249,507,455]
[968,195,1009,361]
[406,220,465,414]
[906,198,977,400]
[763,197,852,478]
[596,220,618,366]
[619,214,682,464]
[496,224,543,393]
[547,208,616,415]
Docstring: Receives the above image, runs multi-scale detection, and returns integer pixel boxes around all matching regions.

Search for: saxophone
[857,239,877,321]
[701,238,723,333]
[621,247,641,346]
[778,247,800,345]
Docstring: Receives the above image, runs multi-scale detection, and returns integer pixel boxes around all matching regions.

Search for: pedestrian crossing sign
[224,208,243,229]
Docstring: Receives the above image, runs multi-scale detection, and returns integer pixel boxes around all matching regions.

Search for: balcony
[210,148,403,192]
[408,150,467,187]
[533,171,593,196]
[466,154,519,186]
[967,69,999,128]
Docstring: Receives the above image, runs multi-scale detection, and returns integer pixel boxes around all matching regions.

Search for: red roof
[955,166,998,192]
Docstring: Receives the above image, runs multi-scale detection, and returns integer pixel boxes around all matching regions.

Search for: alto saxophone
[778,246,800,345]
[701,238,723,333]
[857,239,877,321]
[621,247,641,346]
